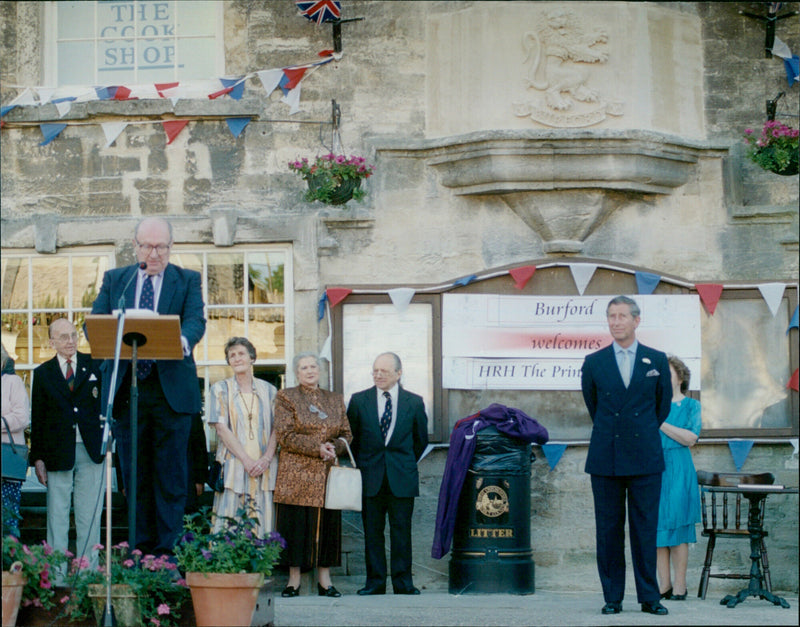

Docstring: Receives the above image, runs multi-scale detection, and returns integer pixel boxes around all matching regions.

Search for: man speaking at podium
[90,217,206,555]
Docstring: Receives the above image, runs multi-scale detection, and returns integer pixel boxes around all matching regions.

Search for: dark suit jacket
[90,262,206,415]
[30,352,104,470]
[347,386,428,498]
[581,342,672,477]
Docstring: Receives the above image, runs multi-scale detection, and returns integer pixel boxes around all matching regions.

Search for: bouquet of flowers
[743,120,799,175]
[288,153,375,204]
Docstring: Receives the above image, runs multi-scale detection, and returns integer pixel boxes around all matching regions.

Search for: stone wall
[1,0,798,595]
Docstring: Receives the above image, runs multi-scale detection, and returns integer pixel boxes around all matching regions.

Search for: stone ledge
[370,130,730,196]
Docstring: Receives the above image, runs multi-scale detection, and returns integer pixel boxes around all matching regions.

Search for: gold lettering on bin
[469,528,515,538]
[475,485,510,517]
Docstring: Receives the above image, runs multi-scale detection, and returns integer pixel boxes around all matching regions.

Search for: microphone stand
[97,263,144,626]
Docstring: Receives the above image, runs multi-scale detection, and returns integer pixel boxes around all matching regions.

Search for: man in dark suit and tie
[581,295,672,616]
[90,217,206,554]
[347,352,428,595]
[30,318,104,580]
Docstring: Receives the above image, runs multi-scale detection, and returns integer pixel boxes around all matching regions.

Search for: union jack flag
[295,0,341,25]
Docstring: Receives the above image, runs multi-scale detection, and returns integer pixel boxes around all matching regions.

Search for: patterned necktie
[380,391,392,439]
[137,275,155,380]
[65,360,74,391]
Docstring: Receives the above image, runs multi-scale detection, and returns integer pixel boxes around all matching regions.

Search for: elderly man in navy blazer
[90,217,206,555]
[347,352,428,595]
[30,318,104,580]
[581,295,672,617]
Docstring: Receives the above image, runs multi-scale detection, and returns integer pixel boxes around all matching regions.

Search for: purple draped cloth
[431,403,549,559]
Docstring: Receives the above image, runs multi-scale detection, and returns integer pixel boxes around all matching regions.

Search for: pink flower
[150,619,161,627]
[157,604,171,615]
[65,550,74,558]
[176,578,187,587]
[93,543,104,551]
[123,559,135,568]
[60,595,70,604]
[132,549,143,557]
[41,579,52,589]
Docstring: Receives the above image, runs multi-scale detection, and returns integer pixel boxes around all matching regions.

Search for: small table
[707,485,798,609]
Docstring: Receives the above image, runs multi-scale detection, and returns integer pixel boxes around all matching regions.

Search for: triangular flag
[220,77,245,100]
[509,265,536,290]
[542,443,567,471]
[101,122,128,148]
[570,263,597,295]
[162,120,189,145]
[758,283,785,316]
[55,100,72,118]
[788,368,799,392]
[317,293,328,322]
[788,305,798,334]
[696,284,723,315]
[320,335,332,362]
[785,55,799,86]
[155,82,180,97]
[113,86,135,100]
[10,88,36,106]
[208,86,234,100]
[1,104,17,117]
[388,288,416,314]
[454,275,477,287]
[790,438,799,456]
[225,117,250,138]
[281,83,302,114]
[95,86,115,100]
[771,36,793,60]
[728,440,754,472]
[635,271,661,295]
[326,288,352,308]
[256,69,283,96]
[39,123,67,146]
[281,67,308,92]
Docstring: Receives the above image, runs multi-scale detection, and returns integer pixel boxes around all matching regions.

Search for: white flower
[642,357,651,364]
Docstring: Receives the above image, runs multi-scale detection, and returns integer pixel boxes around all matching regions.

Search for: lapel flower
[642,357,651,364]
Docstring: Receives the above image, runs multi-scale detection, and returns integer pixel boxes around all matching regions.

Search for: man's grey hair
[375,352,402,373]
[292,351,320,375]
[606,295,641,318]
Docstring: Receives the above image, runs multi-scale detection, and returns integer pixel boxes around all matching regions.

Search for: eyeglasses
[136,242,171,255]
[309,404,328,420]
[372,369,395,377]
[52,333,78,342]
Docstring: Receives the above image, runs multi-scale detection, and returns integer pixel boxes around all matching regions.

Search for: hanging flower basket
[289,154,375,205]
[744,121,799,176]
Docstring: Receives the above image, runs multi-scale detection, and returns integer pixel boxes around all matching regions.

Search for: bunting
[509,265,536,290]
[317,292,328,322]
[635,271,661,295]
[296,0,341,24]
[728,440,754,472]
[542,443,567,471]
[101,122,128,148]
[788,306,799,333]
[162,120,189,145]
[225,117,250,138]
[39,123,67,146]
[453,275,477,287]
[388,288,416,314]
[326,287,352,308]
[320,335,332,362]
[696,283,723,315]
[788,368,799,392]
[569,263,596,295]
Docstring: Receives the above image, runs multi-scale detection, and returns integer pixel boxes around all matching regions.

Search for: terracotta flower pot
[186,572,265,627]
[2,568,26,627]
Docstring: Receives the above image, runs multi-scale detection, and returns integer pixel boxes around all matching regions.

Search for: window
[44,1,224,86]
[1,248,115,383]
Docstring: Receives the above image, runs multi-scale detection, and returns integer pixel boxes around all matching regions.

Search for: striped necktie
[137,275,155,379]
[380,391,392,439]
[65,360,74,391]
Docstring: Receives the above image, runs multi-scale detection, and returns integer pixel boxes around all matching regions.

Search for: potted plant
[743,120,800,176]
[288,153,375,204]
[2,535,66,626]
[174,505,285,627]
[63,542,189,627]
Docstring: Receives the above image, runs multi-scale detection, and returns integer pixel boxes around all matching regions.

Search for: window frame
[42,1,226,87]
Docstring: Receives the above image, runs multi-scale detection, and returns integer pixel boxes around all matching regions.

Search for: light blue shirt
[613,340,638,385]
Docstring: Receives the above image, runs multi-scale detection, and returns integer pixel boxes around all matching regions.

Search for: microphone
[118,262,148,312]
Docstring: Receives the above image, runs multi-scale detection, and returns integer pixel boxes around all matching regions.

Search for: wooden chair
[696,470,775,599]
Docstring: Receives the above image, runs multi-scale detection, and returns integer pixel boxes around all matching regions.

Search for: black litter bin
[449,426,535,594]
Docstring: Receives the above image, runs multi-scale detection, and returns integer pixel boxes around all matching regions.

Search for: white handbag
[324,438,362,511]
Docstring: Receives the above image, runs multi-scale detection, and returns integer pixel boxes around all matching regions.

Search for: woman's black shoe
[670,591,687,600]
[317,583,342,598]
[660,587,673,600]
[281,585,300,597]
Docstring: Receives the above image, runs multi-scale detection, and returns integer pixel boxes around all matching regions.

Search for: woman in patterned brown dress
[273,352,352,598]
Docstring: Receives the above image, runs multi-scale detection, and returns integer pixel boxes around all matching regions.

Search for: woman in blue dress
[657,355,701,601]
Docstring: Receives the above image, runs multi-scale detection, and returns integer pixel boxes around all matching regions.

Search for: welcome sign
[442,294,701,390]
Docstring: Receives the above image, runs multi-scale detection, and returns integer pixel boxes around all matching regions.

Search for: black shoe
[281,585,300,598]
[357,585,386,595]
[393,586,420,595]
[641,601,668,615]
[602,602,622,614]
[670,591,687,601]
[660,587,673,600]
[318,583,342,598]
